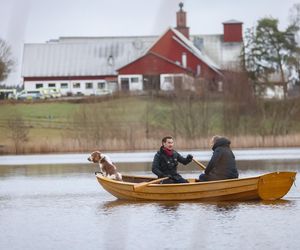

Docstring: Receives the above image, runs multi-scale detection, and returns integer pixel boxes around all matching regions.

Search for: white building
[21,6,243,96]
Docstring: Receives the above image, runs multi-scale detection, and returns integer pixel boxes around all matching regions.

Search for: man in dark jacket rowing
[152,136,193,184]
[198,135,239,181]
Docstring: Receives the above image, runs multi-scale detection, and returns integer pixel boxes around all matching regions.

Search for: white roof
[170,27,221,73]
[223,19,243,24]
[22,36,157,77]
[22,29,241,78]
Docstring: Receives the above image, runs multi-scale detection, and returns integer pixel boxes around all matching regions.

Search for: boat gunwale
[96,173,262,187]
[96,171,296,201]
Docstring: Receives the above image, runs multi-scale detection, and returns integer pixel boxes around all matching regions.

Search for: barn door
[143,75,160,91]
[120,78,130,91]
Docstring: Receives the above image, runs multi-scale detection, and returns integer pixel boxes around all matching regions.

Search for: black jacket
[204,138,239,181]
[152,146,192,179]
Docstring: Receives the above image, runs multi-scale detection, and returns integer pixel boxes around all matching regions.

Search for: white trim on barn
[118,75,143,91]
[160,73,195,91]
[24,79,116,96]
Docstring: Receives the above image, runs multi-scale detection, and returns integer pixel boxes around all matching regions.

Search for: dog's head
[87,151,102,163]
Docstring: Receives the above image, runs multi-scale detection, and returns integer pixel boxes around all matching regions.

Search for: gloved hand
[186,154,193,161]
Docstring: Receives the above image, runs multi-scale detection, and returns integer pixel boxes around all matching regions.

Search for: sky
[0,0,299,86]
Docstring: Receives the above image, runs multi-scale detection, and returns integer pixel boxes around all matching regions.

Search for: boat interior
[115,175,197,184]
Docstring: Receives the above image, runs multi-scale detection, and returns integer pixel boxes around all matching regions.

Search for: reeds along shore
[1,134,300,155]
[1,92,300,154]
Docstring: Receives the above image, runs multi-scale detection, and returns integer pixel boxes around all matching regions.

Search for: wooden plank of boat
[96,171,296,201]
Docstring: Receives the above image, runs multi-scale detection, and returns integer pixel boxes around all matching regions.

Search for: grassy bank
[1,95,300,154]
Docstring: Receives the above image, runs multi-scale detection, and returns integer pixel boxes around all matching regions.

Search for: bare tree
[0,38,14,82]
[222,70,255,135]
[289,3,300,28]
[6,114,29,154]
[170,79,212,139]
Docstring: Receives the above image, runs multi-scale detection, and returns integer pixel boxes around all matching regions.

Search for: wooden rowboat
[96,171,296,201]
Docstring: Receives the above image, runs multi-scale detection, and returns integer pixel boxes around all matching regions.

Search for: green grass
[0,97,171,141]
[0,102,75,125]
[1,96,300,153]
[0,96,238,142]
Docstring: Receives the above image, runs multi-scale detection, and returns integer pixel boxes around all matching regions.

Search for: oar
[133,177,169,192]
[192,158,206,170]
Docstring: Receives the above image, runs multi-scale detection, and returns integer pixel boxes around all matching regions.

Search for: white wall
[160,74,194,91]
[160,74,175,91]
[118,75,143,91]
[23,79,114,96]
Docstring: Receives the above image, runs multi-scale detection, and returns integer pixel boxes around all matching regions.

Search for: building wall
[160,73,194,91]
[24,78,116,96]
[118,53,187,75]
[221,42,243,69]
[192,34,243,70]
[149,30,217,79]
[223,23,243,43]
[118,74,143,91]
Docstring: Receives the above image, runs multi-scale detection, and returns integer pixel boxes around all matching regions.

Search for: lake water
[0,160,300,250]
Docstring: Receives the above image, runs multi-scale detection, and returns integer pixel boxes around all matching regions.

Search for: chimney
[223,20,243,43]
[182,53,187,68]
[175,2,190,39]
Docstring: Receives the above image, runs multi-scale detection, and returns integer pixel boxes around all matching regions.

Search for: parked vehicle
[94,89,112,96]
[49,88,62,98]
[0,89,17,100]
[40,88,62,98]
[17,90,45,100]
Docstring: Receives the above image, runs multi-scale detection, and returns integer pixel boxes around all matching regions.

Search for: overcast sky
[0,0,299,86]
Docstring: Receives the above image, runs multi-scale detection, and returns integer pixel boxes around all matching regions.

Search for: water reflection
[1,161,300,250]
[100,199,142,214]
[156,201,180,211]
[101,199,180,210]
[98,198,295,218]
[213,202,240,213]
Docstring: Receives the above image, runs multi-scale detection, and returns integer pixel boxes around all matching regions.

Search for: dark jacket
[152,146,192,179]
[204,138,239,181]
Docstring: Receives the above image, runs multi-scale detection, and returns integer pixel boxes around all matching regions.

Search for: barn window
[48,83,56,88]
[85,82,93,89]
[98,82,105,89]
[61,83,68,89]
[163,76,172,83]
[73,83,80,88]
[131,77,139,83]
[36,83,43,89]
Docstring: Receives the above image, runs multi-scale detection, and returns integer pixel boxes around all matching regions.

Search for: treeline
[2,4,300,154]
[3,85,300,154]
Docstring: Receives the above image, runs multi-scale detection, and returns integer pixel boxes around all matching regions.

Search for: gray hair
[211,135,222,144]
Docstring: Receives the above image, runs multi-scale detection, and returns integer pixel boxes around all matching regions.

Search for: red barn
[117,6,223,92]
[21,3,243,96]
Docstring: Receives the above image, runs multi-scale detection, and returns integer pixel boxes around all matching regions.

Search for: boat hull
[96,172,296,201]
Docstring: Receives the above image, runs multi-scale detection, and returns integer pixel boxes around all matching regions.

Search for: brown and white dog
[87,151,122,181]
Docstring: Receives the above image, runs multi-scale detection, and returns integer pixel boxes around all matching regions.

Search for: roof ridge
[170,28,222,75]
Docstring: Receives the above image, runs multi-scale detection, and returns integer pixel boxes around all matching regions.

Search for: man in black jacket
[198,135,239,181]
[152,136,193,184]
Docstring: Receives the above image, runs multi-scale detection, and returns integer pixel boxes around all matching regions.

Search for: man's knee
[174,177,188,183]
[198,173,209,182]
